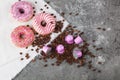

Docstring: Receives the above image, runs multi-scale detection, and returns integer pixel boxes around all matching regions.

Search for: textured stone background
[13,0,120,80]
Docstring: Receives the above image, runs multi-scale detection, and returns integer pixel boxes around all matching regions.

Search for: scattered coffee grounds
[54,21,63,33]
[79,59,85,66]
[33,7,35,9]
[69,12,72,15]
[51,63,55,66]
[44,4,49,9]
[26,25,30,27]
[92,40,96,42]
[44,4,47,7]
[87,51,95,58]
[74,29,79,32]
[93,45,96,48]
[73,26,77,28]
[44,59,47,62]
[98,62,102,64]
[46,1,50,4]
[20,58,24,60]
[102,28,106,31]
[54,16,56,18]
[40,8,43,11]
[87,60,99,71]
[44,64,48,67]
[92,68,96,71]
[33,14,35,17]
[97,27,101,30]
[32,34,51,48]
[35,48,39,53]
[98,70,101,73]
[61,12,65,17]
[19,52,23,55]
[30,26,51,48]
[88,61,92,64]
[25,53,30,59]
[75,13,79,16]
[80,32,84,35]
[39,57,42,60]
[97,27,106,31]
[31,49,34,51]
[40,51,46,56]
[42,56,48,62]
[62,19,65,22]
[51,14,54,16]
[32,59,36,62]
[96,47,103,51]
[18,12,100,72]
[35,1,37,4]
[77,65,81,68]
[26,47,28,49]
[88,64,92,69]
[34,11,36,13]
[39,25,95,67]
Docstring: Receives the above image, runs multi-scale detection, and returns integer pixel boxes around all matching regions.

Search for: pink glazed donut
[33,13,56,35]
[11,26,35,48]
[11,1,33,22]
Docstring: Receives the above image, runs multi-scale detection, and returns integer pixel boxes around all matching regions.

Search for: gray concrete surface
[13,0,120,80]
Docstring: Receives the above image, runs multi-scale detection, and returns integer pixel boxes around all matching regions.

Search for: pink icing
[33,13,56,35]
[11,1,33,22]
[11,26,35,48]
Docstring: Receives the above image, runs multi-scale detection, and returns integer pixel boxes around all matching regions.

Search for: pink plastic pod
[56,44,65,54]
[74,36,83,44]
[42,46,51,54]
[73,50,82,59]
[65,35,74,44]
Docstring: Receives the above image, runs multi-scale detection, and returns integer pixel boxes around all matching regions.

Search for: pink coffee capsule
[65,35,74,44]
[73,50,82,59]
[74,36,83,44]
[56,44,64,54]
[42,46,51,54]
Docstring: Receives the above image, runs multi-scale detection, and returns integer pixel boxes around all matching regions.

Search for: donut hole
[19,8,25,14]
[41,20,47,27]
[19,33,25,39]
